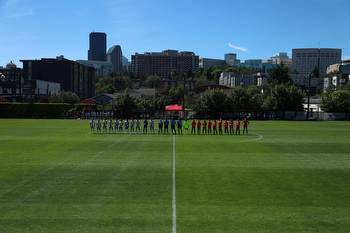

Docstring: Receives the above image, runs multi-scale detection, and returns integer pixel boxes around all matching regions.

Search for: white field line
[237,133,264,143]
[172,135,177,233]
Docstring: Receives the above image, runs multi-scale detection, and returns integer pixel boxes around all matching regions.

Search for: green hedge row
[0,103,94,119]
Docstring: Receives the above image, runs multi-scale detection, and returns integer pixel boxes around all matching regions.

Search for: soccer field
[0,120,350,233]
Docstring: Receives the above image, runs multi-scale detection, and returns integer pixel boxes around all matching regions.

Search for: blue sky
[1,0,350,67]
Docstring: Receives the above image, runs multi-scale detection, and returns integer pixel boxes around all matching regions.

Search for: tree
[268,63,291,84]
[144,75,161,89]
[194,89,228,117]
[48,91,80,104]
[115,92,137,117]
[263,84,304,111]
[169,86,184,102]
[95,75,131,94]
[321,89,350,113]
[227,86,263,113]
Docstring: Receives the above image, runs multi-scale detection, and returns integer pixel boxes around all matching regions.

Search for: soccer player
[229,119,234,135]
[213,120,217,135]
[158,119,163,134]
[96,119,102,133]
[191,120,196,134]
[171,118,176,135]
[164,118,169,134]
[143,119,148,134]
[202,120,207,135]
[177,119,183,135]
[114,119,119,133]
[224,120,229,134]
[197,120,201,135]
[243,118,249,135]
[150,119,155,134]
[89,119,95,133]
[102,119,108,133]
[125,119,130,132]
[136,119,141,132]
[119,119,124,132]
[218,119,223,135]
[108,119,114,133]
[183,119,190,133]
[130,119,135,133]
[207,120,212,135]
[235,119,241,135]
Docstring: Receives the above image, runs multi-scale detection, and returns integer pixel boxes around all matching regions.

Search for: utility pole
[183,73,186,118]
[306,73,312,121]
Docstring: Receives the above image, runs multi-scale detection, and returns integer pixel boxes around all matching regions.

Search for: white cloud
[228,43,248,53]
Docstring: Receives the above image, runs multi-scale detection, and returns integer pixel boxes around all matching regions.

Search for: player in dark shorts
[213,120,217,135]
[171,119,176,135]
[177,119,183,135]
[229,120,234,135]
[114,119,119,133]
[108,119,114,133]
[224,120,229,134]
[143,119,148,134]
[158,119,163,134]
[218,119,223,135]
[89,119,95,133]
[125,119,129,132]
[207,120,212,135]
[243,118,249,135]
[102,119,108,133]
[202,120,207,134]
[235,119,241,135]
[164,118,169,134]
[197,120,201,135]
[191,120,196,134]
[96,119,102,133]
[150,119,155,134]
[118,119,123,132]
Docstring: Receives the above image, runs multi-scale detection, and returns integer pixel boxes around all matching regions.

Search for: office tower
[107,45,123,74]
[88,32,107,61]
[292,48,342,87]
[131,50,199,79]
[225,53,238,66]
[199,58,226,70]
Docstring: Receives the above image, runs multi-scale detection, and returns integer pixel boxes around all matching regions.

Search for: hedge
[0,103,95,119]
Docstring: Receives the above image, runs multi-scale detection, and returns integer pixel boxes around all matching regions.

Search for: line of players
[90,118,249,135]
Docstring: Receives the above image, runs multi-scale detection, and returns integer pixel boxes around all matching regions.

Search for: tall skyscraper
[292,48,342,87]
[107,45,123,74]
[88,32,107,61]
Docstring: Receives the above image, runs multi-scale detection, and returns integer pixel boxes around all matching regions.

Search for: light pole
[306,73,312,121]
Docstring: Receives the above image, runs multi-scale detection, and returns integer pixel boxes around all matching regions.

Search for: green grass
[0,119,350,233]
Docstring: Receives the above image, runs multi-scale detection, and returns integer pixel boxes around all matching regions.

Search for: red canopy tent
[165,104,183,111]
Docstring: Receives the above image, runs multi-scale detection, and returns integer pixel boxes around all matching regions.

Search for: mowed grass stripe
[175,122,350,233]
[0,120,350,233]
[0,120,173,233]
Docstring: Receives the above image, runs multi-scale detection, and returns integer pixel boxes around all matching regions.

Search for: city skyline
[1,0,350,67]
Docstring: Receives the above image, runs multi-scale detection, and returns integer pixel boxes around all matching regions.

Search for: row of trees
[194,84,304,117]
[322,86,350,113]
[112,92,172,117]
